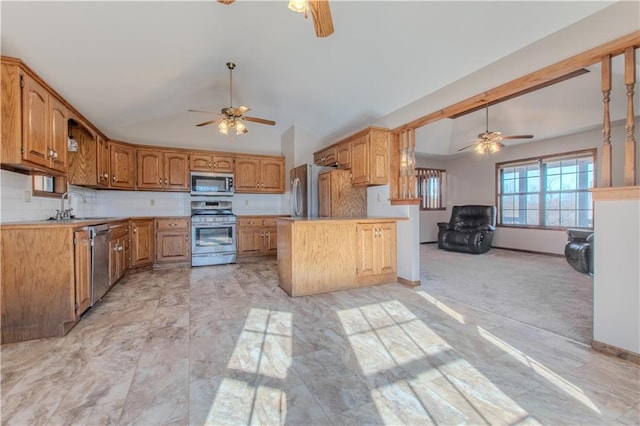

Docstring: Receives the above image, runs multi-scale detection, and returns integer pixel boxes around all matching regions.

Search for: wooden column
[601,55,612,187]
[624,47,637,186]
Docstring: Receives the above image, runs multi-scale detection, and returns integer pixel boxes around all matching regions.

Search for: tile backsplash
[1,169,287,223]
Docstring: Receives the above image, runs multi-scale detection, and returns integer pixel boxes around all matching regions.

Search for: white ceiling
[0,1,633,157]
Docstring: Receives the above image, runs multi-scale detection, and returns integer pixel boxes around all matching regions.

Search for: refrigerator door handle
[291,177,302,216]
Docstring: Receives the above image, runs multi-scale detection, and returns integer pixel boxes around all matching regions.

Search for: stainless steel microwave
[190,172,234,196]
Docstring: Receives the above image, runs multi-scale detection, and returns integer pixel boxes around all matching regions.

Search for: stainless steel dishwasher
[90,224,111,306]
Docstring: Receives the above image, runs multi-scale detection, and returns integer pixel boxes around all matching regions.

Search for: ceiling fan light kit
[190,62,275,137]
[458,104,533,154]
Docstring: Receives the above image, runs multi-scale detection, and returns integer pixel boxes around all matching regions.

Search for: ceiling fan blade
[188,109,216,114]
[502,134,534,140]
[217,0,235,4]
[196,119,219,127]
[457,143,478,152]
[245,116,276,126]
[308,0,334,38]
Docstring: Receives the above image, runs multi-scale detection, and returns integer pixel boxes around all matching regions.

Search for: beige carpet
[419,243,593,344]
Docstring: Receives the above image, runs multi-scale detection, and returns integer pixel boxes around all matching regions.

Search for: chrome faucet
[57,191,87,220]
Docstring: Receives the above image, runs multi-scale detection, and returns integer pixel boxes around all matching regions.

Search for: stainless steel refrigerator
[290,164,333,217]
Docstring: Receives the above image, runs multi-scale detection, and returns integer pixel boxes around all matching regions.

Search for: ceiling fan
[189,62,276,135]
[457,104,533,153]
[217,0,334,38]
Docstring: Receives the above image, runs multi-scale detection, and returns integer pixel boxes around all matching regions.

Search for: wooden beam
[393,31,640,133]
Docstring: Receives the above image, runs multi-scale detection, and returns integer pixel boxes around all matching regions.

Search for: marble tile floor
[1,258,639,425]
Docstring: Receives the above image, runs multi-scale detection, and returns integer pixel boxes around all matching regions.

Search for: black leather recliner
[437,205,497,254]
[564,229,594,276]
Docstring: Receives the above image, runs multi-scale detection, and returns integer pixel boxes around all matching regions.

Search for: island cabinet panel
[356,222,397,284]
[1,227,77,343]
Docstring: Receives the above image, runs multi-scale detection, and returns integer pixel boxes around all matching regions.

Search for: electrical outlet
[24,190,32,203]
[150,199,155,206]
[245,200,249,206]
[376,193,381,202]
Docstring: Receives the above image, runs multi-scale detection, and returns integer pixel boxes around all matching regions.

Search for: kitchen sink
[45,216,114,221]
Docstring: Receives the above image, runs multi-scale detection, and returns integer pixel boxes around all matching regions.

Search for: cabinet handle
[104,173,109,180]
[164,178,167,185]
[112,175,116,182]
[52,150,58,159]
[208,161,212,167]
[185,235,189,241]
[133,226,137,234]
[159,178,162,184]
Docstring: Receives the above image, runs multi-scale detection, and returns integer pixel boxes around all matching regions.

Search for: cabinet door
[156,232,190,262]
[109,237,120,285]
[131,220,154,267]
[21,75,49,168]
[264,227,278,256]
[237,228,263,256]
[189,153,213,172]
[137,149,163,190]
[336,142,352,169]
[164,151,189,190]
[48,96,68,173]
[368,130,389,185]
[212,155,234,173]
[377,222,397,275]
[110,142,136,189]
[356,224,377,277]
[351,135,369,186]
[318,172,331,217]
[97,135,110,187]
[74,229,91,316]
[261,158,285,193]
[234,157,261,192]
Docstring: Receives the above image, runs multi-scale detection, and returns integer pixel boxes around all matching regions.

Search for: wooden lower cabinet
[237,216,279,257]
[155,217,191,263]
[356,222,397,282]
[1,226,82,343]
[277,218,399,297]
[74,229,92,317]
[130,218,154,267]
[109,221,130,285]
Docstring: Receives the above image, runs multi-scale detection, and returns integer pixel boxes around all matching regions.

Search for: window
[416,168,446,210]
[497,150,595,229]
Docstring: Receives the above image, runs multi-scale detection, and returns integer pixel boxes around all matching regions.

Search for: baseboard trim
[592,340,640,365]
[420,241,437,245]
[398,276,421,287]
[491,246,564,258]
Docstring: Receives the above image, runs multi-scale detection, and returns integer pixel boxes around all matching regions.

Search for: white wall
[367,185,419,282]
[593,198,640,354]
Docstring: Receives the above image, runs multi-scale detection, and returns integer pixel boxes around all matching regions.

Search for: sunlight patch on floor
[416,290,466,324]
[338,300,534,424]
[206,378,286,425]
[477,326,601,414]
[227,308,292,379]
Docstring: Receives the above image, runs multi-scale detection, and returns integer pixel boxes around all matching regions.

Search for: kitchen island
[276,216,405,297]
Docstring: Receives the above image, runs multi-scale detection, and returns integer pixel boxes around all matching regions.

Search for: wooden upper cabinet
[137,149,163,190]
[164,151,189,190]
[109,141,136,189]
[234,156,284,193]
[15,71,68,173]
[22,74,49,168]
[137,149,189,191]
[314,146,337,167]
[351,128,389,186]
[336,142,352,169]
[97,135,110,187]
[190,153,235,173]
[234,157,261,192]
[261,158,285,193]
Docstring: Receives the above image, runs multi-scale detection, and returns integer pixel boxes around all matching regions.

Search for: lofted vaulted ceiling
[1,1,635,157]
